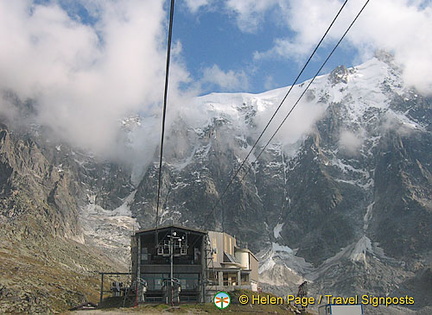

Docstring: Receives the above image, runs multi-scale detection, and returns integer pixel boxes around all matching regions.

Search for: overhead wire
[155,0,176,229]
[240,0,372,181]
[202,0,371,230]
[249,0,371,179]
[200,0,350,229]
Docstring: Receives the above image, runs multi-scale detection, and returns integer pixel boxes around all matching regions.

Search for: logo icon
[214,291,231,309]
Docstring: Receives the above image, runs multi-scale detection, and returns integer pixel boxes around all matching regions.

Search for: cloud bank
[1,0,431,166]
[0,0,190,158]
[201,65,249,92]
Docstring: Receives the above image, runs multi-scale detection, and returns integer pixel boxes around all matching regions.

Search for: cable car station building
[131,225,259,303]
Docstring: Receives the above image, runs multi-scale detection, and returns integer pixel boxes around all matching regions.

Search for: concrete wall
[208,231,226,267]
[208,231,238,265]
[235,250,250,269]
[249,253,259,283]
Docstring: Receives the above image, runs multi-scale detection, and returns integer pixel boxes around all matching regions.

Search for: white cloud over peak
[201,64,249,91]
[0,0,191,157]
[347,0,432,94]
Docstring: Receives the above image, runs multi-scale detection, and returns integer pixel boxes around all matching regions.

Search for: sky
[176,0,361,93]
[0,0,431,157]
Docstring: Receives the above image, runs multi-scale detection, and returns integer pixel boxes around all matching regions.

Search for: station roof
[134,224,208,236]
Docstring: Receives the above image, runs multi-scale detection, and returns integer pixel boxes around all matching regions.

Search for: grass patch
[72,289,313,314]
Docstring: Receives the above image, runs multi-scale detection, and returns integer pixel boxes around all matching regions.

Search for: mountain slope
[130,53,432,311]
[0,124,134,312]
[1,52,431,312]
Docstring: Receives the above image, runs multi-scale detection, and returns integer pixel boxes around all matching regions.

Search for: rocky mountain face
[131,53,432,313]
[0,123,135,312]
[1,52,431,313]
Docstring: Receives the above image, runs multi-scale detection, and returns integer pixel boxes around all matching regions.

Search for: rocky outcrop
[0,124,133,312]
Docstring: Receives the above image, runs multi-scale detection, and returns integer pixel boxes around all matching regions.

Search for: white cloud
[183,0,278,33]
[201,64,249,91]
[264,75,278,90]
[253,0,357,61]
[0,0,191,158]
[254,87,327,147]
[339,129,364,155]
[347,0,432,95]
[224,0,279,33]
[184,0,211,14]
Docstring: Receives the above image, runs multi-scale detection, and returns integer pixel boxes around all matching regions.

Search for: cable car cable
[156,0,176,229]
[202,0,371,229]
[200,0,351,229]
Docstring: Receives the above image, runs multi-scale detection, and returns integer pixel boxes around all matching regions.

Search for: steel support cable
[201,0,351,230]
[156,0,175,229]
[203,0,371,229]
